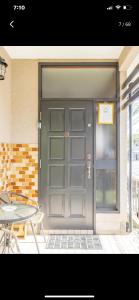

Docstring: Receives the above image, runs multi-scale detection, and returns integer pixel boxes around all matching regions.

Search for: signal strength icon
[107,6,113,10]
[115,5,121,9]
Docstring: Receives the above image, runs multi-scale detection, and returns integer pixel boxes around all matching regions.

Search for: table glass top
[0,203,38,223]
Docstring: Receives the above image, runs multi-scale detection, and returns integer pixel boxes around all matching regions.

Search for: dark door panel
[40,101,93,229]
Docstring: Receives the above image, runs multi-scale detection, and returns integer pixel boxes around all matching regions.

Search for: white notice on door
[98,103,114,124]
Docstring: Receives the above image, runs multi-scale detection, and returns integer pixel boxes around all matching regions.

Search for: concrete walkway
[16,231,139,254]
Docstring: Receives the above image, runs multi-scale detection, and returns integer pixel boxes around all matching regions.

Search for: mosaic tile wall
[0,143,12,193]
[0,143,38,201]
[11,144,38,201]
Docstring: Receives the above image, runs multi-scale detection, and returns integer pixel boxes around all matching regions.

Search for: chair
[0,227,21,254]
[0,191,47,253]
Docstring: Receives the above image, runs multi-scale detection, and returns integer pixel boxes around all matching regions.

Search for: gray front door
[40,101,93,229]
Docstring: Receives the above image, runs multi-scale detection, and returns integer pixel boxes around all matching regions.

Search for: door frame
[38,62,120,234]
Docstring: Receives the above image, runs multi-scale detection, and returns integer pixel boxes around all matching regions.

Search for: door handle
[87,161,91,179]
[64,132,69,137]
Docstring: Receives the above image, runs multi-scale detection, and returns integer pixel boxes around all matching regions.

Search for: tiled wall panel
[0,143,12,192]
[0,143,38,201]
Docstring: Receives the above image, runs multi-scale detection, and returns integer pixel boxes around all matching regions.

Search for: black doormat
[45,235,102,250]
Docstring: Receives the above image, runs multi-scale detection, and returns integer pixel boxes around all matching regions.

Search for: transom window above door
[41,66,116,99]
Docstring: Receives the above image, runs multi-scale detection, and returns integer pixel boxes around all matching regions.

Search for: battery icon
[123,5,132,10]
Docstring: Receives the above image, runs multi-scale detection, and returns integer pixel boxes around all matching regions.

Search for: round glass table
[0,203,38,254]
[0,203,38,224]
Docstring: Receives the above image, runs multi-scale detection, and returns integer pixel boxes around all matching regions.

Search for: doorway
[39,62,119,232]
[40,100,94,229]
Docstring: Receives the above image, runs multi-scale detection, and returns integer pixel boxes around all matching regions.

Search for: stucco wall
[0,47,12,143]
[0,48,12,192]
[11,60,38,144]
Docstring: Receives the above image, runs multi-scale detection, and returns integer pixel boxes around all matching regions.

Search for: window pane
[132,99,139,214]
[42,67,116,98]
[96,103,116,160]
[96,170,116,210]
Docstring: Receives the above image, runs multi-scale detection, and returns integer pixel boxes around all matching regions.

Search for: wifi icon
[115,5,121,9]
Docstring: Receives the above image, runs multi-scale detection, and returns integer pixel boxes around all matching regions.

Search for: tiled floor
[15,230,139,254]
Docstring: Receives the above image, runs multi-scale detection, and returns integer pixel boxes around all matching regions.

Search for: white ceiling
[3,46,124,59]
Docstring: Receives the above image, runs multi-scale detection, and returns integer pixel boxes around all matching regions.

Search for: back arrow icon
[10,21,14,28]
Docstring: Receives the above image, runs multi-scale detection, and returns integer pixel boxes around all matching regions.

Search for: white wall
[11,60,38,144]
[127,53,139,76]
[0,47,12,143]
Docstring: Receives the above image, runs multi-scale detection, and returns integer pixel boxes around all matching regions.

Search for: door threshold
[43,230,94,235]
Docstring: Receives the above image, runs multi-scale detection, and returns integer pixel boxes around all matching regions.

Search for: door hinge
[40,159,42,169]
[38,111,42,129]
[38,122,42,129]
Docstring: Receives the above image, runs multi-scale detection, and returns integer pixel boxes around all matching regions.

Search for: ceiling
[3,46,124,59]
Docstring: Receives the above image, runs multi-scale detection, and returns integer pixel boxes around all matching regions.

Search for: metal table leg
[1,231,6,254]
[30,220,40,254]
[40,222,47,245]
[0,231,5,244]
[0,226,21,254]
[13,232,21,253]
